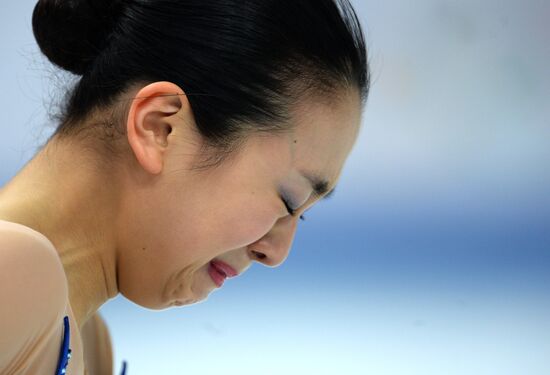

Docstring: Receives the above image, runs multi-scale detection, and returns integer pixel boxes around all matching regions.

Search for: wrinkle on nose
[248,215,298,268]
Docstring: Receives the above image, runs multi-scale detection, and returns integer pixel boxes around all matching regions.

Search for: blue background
[1,1,549,374]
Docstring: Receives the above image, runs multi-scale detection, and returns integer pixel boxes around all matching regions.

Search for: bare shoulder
[0,220,68,365]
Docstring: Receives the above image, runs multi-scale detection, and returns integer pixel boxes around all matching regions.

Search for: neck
[0,136,121,329]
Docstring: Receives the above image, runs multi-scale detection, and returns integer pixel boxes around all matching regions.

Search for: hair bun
[32,0,125,75]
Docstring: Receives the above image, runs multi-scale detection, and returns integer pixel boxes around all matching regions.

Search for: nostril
[251,250,266,260]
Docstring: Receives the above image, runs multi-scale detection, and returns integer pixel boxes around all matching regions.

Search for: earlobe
[126,81,187,175]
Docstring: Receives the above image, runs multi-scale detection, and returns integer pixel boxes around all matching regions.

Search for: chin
[172,296,207,307]
[172,289,212,307]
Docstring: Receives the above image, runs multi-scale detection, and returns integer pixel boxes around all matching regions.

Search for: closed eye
[282,198,306,221]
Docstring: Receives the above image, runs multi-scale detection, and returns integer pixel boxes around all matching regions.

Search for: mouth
[208,260,239,288]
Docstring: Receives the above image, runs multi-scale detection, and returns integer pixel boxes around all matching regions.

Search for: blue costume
[55,316,127,375]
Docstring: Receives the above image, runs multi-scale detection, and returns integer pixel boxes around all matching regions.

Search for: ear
[126,81,190,175]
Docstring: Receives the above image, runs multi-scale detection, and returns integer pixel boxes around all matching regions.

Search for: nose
[248,214,299,267]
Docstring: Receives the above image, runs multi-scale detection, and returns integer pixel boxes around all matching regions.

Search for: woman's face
[117,84,362,309]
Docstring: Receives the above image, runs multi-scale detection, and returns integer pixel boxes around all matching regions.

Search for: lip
[208,260,239,288]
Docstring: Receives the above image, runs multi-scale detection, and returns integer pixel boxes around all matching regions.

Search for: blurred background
[1,1,549,374]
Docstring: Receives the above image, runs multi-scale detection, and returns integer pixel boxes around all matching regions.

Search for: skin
[0,81,362,331]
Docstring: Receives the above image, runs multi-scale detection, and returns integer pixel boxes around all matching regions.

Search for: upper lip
[210,260,239,278]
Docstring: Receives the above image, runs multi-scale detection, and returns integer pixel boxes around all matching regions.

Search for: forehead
[287,90,362,188]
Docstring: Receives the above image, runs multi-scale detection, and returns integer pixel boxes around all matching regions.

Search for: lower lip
[208,262,226,287]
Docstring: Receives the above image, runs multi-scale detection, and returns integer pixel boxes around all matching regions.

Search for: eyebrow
[300,171,337,200]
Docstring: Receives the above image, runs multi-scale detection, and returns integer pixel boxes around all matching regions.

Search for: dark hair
[32,0,370,166]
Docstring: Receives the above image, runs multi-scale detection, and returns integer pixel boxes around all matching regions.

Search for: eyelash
[282,198,306,221]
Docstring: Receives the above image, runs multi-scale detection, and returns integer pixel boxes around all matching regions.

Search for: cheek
[161,197,277,259]
[220,214,276,249]
[191,204,276,252]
